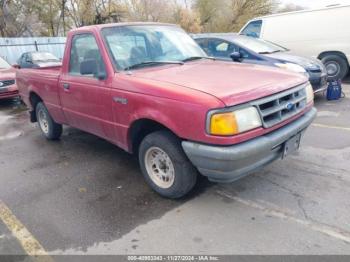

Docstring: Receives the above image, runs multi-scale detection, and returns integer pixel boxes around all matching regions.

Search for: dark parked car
[17,51,61,69]
[193,34,328,93]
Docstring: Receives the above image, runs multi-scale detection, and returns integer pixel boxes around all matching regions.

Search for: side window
[27,53,32,62]
[69,34,106,78]
[195,39,207,48]
[195,38,209,54]
[216,42,229,52]
[241,20,262,38]
[239,48,250,59]
[20,54,24,63]
[207,39,237,58]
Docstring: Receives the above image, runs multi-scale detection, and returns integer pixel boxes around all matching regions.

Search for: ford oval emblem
[285,102,294,111]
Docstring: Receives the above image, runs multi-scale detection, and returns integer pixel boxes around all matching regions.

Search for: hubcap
[38,109,49,134]
[325,61,340,77]
[144,147,175,189]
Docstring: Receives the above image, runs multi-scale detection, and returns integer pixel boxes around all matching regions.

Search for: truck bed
[16,66,62,120]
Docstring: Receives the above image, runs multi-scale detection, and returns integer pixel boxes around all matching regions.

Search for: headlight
[275,62,307,74]
[305,82,314,104]
[209,107,262,136]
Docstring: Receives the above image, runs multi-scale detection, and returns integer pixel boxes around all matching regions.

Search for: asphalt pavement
[0,82,349,256]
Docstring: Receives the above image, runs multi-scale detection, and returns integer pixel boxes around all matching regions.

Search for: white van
[239,4,350,80]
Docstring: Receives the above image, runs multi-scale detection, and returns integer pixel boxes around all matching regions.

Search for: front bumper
[182,107,317,183]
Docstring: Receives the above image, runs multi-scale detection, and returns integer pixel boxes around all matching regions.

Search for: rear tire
[138,130,198,199]
[321,54,349,81]
[36,102,62,140]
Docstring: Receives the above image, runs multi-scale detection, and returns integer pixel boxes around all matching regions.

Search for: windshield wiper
[182,56,215,62]
[124,61,184,71]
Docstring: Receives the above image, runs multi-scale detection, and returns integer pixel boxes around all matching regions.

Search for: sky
[279,0,350,8]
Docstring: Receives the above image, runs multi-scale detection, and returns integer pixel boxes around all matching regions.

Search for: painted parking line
[0,200,53,261]
[312,123,350,132]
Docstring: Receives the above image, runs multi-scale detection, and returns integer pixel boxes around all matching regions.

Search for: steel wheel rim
[144,147,175,189]
[38,108,49,134]
[325,61,340,77]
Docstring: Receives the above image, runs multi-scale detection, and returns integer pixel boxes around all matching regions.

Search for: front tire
[321,54,349,81]
[36,102,62,140]
[138,130,198,199]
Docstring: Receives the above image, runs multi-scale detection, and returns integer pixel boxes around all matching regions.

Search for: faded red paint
[0,68,18,100]
[17,23,312,153]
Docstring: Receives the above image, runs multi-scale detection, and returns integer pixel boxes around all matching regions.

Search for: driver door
[59,33,115,141]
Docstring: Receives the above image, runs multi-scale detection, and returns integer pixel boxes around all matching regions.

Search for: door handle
[63,83,70,90]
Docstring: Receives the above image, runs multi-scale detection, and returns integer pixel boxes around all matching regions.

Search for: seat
[129,46,148,66]
[82,49,105,74]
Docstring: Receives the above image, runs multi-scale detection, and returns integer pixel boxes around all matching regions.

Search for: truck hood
[0,68,16,80]
[132,60,307,106]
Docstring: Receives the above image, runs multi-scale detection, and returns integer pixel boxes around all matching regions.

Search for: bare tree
[276,3,304,13]
[125,0,173,22]
[194,0,276,32]
[0,0,40,37]
[172,5,202,33]
[0,0,280,37]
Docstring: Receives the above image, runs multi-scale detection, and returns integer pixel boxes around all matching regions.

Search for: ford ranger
[17,23,317,198]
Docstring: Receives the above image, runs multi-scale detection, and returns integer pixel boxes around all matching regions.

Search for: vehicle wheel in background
[36,102,62,140]
[321,54,349,81]
[138,130,198,199]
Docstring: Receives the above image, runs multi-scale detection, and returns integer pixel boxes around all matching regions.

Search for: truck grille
[251,84,307,128]
[0,79,15,88]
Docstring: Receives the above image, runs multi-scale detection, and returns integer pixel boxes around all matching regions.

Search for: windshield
[234,37,287,54]
[0,57,11,69]
[32,52,60,62]
[102,25,207,70]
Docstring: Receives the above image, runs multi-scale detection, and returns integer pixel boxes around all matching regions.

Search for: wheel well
[29,92,42,122]
[129,119,174,154]
[318,51,349,66]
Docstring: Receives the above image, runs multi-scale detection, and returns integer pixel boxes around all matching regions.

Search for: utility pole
[62,0,66,35]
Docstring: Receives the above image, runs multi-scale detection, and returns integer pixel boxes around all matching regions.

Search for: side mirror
[80,59,106,80]
[230,52,242,62]
[12,64,20,69]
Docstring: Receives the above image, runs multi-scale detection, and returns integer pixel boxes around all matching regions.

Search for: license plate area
[282,133,301,159]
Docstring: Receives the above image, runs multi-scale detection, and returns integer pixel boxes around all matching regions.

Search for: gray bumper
[182,107,317,183]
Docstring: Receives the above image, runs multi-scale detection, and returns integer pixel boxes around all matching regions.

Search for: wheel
[321,54,349,81]
[138,130,198,199]
[36,102,62,140]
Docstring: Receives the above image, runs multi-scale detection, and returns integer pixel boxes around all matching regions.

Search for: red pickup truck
[17,22,317,198]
